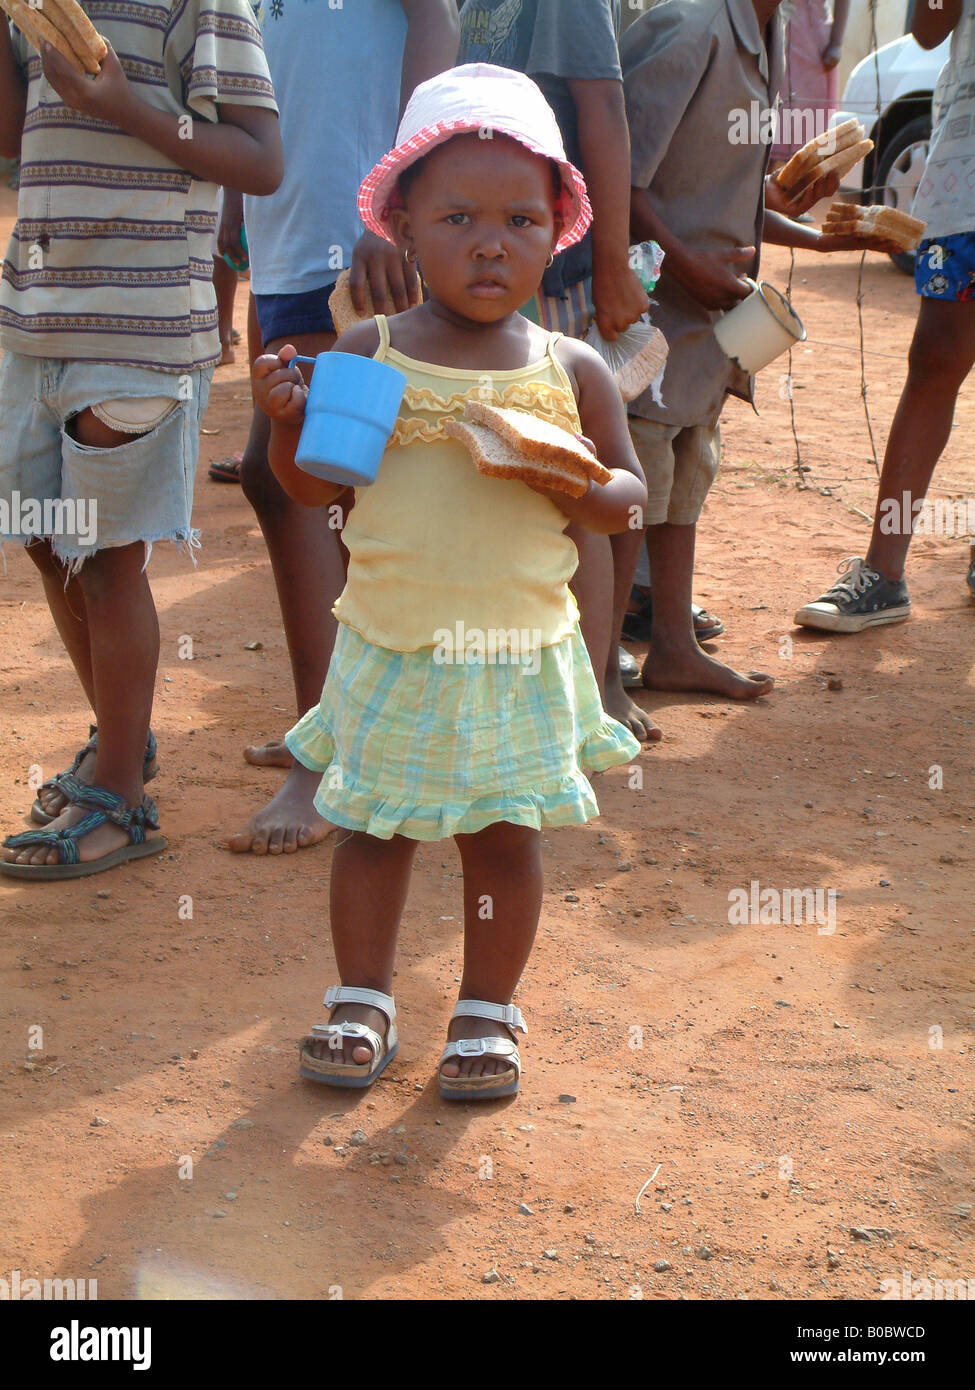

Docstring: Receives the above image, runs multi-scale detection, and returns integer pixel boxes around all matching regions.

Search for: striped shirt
[1,0,277,371]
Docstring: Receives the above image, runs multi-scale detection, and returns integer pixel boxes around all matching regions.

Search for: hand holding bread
[445,401,613,498]
[821,200,926,254]
[1,0,106,75]
[774,119,874,203]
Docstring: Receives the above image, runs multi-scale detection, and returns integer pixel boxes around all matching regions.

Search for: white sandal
[438,999,527,1101]
[298,985,398,1088]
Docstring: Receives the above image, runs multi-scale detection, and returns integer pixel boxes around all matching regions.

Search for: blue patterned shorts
[915,234,975,301]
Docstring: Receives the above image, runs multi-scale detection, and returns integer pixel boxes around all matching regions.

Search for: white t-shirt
[913,1,975,240]
[244,0,407,295]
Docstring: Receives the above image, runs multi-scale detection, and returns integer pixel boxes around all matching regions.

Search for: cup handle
[290,355,318,366]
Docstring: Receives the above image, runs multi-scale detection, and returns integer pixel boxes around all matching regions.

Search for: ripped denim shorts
[0,351,213,572]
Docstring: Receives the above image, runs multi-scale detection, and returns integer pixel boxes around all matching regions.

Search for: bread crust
[776,120,872,195]
[615,326,668,403]
[464,400,613,484]
[328,268,375,337]
[42,0,106,73]
[0,0,86,73]
[824,200,926,252]
[444,418,591,497]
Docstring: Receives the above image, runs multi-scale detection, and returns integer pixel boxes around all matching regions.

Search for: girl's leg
[866,297,975,580]
[304,830,417,1066]
[443,821,543,1080]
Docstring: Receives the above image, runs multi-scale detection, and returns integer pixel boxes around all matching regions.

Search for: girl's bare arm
[541,338,648,534]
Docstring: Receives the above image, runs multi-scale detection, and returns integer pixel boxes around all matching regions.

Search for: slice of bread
[615,326,668,403]
[328,268,375,336]
[776,117,865,192]
[824,200,926,251]
[1,0,87,73]
[801,138,874,192]
[463,400,613,485]
[444,418,591,497]
[44,0,107,73]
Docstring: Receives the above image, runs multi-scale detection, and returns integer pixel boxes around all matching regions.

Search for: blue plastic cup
[291,352,406,488]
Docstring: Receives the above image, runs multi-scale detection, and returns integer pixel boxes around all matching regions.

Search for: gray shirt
[622,0,785,427]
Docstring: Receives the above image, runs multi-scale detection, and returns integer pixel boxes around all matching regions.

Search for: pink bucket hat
[358,63,592,254]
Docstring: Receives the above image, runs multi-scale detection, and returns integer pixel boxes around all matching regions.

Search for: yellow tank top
[333,316,583,654]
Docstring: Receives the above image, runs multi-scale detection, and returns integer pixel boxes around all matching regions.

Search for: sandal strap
[439,1037,521,1072]
[3,791,160,865]
[323,984,396,1024]
[44,727,156,792]
[450,999,526,1034]
[51,777,160,830]
[308,1021,385,1056]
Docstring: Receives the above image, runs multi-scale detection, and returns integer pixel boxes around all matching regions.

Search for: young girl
[252,64,647,1101]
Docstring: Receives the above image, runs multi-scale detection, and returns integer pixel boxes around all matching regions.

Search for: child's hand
[350,229,422,316]
[680,247,755,311]
[40,41,134,126]
[252,346,308,424]
[765,168,840,218]
[817,231,903,256]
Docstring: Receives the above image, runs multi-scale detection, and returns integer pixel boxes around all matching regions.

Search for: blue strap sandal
[2,776,166,880]
[31,726,158,826]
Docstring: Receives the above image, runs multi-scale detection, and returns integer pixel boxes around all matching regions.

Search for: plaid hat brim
[357,119,592,255]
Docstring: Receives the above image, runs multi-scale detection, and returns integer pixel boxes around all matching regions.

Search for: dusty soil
[1,180,972,1301]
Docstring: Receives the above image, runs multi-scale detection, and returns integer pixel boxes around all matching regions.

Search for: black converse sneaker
[794,556,911,633]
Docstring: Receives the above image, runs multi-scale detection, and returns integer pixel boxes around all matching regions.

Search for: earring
[545,252,555,268]
[405,248,418,263]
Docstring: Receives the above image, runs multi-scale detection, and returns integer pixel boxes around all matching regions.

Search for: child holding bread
[252,64,646,1100]
[619,0,895,719]
[0,1,281,879]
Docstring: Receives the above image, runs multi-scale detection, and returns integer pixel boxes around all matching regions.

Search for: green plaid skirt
[285,622,641,841]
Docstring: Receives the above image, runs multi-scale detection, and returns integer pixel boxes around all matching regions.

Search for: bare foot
[243,738,293,769]
[228,763,336,854]
[218,341,236,366]
[304,1001,389,1067]
[2,800,147,866]
[439,1013,519,1080]
[642,643,773,700]
[603,671,662,742]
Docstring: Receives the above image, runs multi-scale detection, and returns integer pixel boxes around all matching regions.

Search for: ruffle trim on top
[390,379,581,447]
[284,708,638,842]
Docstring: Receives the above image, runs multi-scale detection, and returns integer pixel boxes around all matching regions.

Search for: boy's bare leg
[604,526,660,740]
[569,524,658,741]
[23,540,102,818]
[865,298,975,581]
[642,521,773,699]
[303,831,416,1066]
[212,255,238,366]
[441,820,542,1080]
[229,328,342,854]
[3,520,157,868]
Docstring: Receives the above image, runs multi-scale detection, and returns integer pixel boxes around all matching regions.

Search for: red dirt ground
[1,181,972,1300]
